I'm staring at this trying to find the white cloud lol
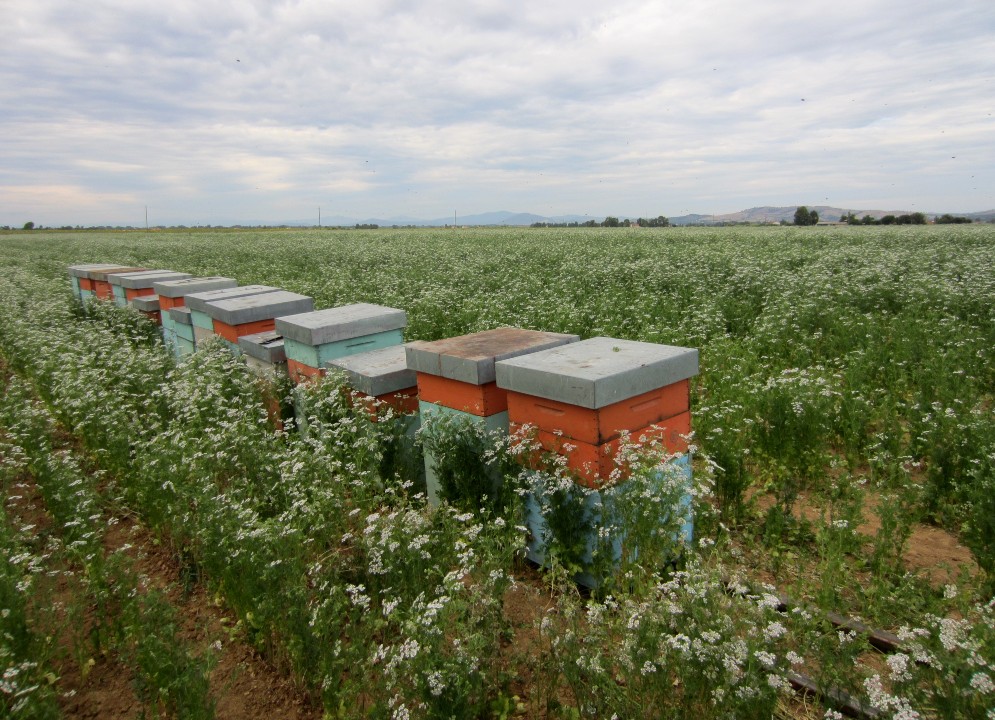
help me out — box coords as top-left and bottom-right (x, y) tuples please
(1, 0), (993, 225)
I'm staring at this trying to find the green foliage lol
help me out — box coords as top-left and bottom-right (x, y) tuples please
(793, 206), (819, 225)
(1, 225), (995, 717)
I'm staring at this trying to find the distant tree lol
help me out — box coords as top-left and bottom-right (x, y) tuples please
(793, 206), (818, 226)
(602, 216), (620, 227)
(636, 215), (670, 227)
(843, 212), (859, 224)
(23, 221), (34, 230)
(935, 213), (972, 224)
(880, 215), (897, 225)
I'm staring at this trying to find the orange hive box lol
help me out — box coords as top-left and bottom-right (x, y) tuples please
(511, 412), (691, 488)
(415, 372), (507, 416)
(212, 317), (277, 344)
(496, 337), (699, 486)
(506, 378), (689, 445)
(405, 327), (580, 415)
(288, 358), (324, 384)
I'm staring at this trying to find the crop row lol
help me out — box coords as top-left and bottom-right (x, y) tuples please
(1, 225), (994, 717)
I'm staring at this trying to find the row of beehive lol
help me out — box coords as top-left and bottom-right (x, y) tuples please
(67, 263), (698, 560)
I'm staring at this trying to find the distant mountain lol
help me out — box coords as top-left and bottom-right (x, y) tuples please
(278, 206), (992, 228)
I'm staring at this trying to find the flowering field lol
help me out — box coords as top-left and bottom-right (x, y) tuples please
(1, 225), (994, 718)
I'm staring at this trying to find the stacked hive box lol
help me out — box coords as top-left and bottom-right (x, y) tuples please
(68, 264), (122, 302)
(86, 266), (147, 303)
(184, 285), (280, 348)
(200, 291), (314, 350)
(326, 345), (419, 415)
(131, 295), (162, 324)
(238, 331), (287, 378)
(153, 277), (238, 354)
(167, 307), (196, 357)
(107, 270), (191, 308)
(495, 337), (698, 565)
(405, 327), (579, 505)
(276, 303), (408, 384)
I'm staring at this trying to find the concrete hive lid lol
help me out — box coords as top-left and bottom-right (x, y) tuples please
(275, 303), (407, 346)
(201, 291), (314, 325)
(495, 336), (699, 409)
(107, 270), (192, 289)
(184, 285), (280, 313)
(238, 331), (286, 363)
(131, 295), (160, 311)
(168, 307), (193, 325)
(326, 344), (416, 396)
(86, 266), (147, 281)
(153, 276), (238, 298)
(405, 327), (580, 386)
(68, 263), (122, 278)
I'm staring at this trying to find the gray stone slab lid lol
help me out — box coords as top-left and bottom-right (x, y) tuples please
(69, 263), (121, 278)
(131, 295), (160, 312)
(238, 331), (286, 363)
(405, 327), (580, 386)
(275, 303), (407, 346)
(107, 270), (192, 289)
(326, 345), (417, 396)
(86, 266), (146, 281)
(202, 291), (314, 326)
(495, 337), (699, 409)
(168, 307), (193, 325)
(153, 277), (238, 298)
(184, 285), (280, 313)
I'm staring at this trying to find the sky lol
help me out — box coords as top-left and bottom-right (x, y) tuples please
(2, 0), (993, 227)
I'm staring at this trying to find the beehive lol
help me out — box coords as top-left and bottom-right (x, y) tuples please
(405, 327), (579, 504)
(495, 337), (697, 486)
(106, 270), (191, 307)
(85, 266), (147, 302)
(152, 277), (238, 351)
(200, 291), (314, 347)
(326, 344), (418, 415)
(275, 303), (407, 384)
(131, 295), (162, 325)
(168, 307), (196, 357)
(496, 337), (699, 575)
(238, 331), (287, 378)
(184, 285), (280, 349)
(68, 264), (121, 301)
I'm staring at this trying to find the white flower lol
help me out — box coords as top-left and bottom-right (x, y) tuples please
(971, 672), (994, 694)
(887, 653), (912, 682)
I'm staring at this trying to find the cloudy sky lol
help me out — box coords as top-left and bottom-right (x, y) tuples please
(2, 0), (993, 226)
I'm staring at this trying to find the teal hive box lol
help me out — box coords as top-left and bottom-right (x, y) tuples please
(275, 303), (406, 376)
(169, 306), (195, 357)
(522, 455), (693, 588)
(175, 336), (196, 357)
(419, 401), (509, 506)
(284, 329), (404, 368)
